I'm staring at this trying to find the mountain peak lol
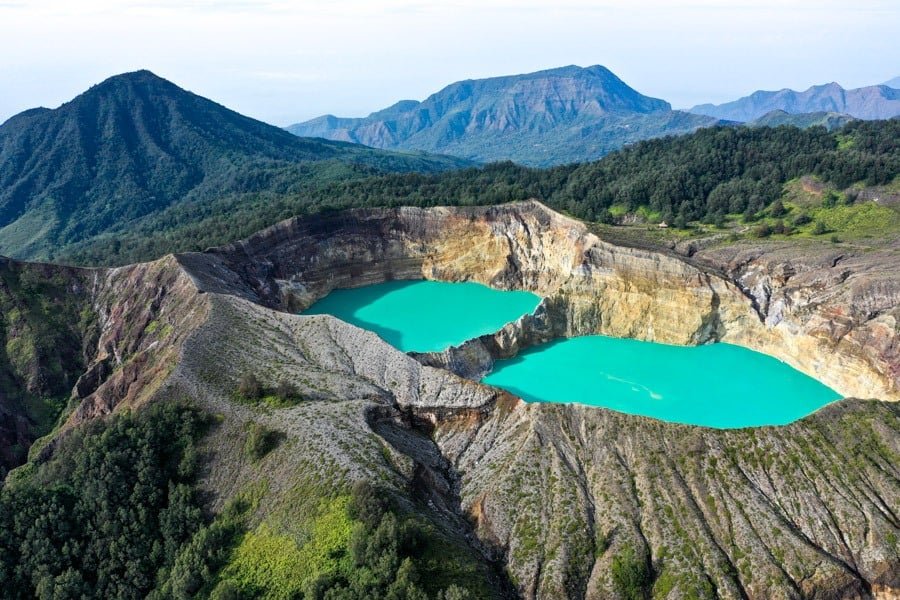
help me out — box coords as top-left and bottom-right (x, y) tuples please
(286, 64), (688, 166)
(0, 71), (467, 259)
(81, 69), (179, 97)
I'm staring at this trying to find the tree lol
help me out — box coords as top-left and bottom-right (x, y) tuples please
(753, 223), (773, 238)
(611, 545), (651, 600)
(275, 379), (299, 403)
(792, 212), (812, 227)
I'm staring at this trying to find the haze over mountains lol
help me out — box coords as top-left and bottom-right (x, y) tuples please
(0, 70), (467, 260)
(689, 81), (900, 122)
(288, 65), (722, 167)
(289, 66), (900, 166)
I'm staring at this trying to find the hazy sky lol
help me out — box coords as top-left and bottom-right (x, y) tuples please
(1, 0), (898, 126)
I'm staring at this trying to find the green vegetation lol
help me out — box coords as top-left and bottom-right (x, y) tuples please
(0, 70), (468, 261)
(219, 496), (353, 598)
(213, 482), (486, 599)
(63, 119), (900, 266)
(0, 401), (210, 599)
(0, 261), (97, 475)
(610, 545), (652, 600)
(244, 423), (284, 461)
(236, 373), (304, 408)
(152, 495), (251, 600)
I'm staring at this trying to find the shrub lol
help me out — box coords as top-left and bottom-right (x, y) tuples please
(237, 373), (262, 401)
(274, 379), (300, 404)
(753, 223), (772, 238)
(611, 545), (651, 600)
(822, 190), (841, 208)
(244, 423), (283, 461)
(792, 212), (812, 226)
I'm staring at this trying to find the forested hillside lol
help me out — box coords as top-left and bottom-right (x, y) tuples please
(0, 71), (468, 260)
(66, 119), (900, 266)
(0, 400), (493, 599)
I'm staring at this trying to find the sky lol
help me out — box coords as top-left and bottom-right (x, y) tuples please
(0, 0), (898, 126)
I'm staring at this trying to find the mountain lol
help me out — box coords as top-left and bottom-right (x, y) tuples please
(884, 76), (900, 88)
(288, 65), (721, 166)
(747, 109), (856, 130)
(690, 82), (900, 121)
(0, 70), (468, 260)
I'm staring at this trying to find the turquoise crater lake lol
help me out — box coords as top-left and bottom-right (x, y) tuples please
(304, 280), (541, 353)
(482, 336), (842, 428)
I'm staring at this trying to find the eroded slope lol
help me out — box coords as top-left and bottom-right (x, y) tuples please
(5, 202), (898, 599)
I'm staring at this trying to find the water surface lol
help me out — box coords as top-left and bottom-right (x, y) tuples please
(482, 336), (841, 428)
(304, 280), (540, 353)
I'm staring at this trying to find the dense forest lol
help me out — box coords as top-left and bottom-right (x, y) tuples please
(64, 119), (900, 266)
(0, 401), (488, 599)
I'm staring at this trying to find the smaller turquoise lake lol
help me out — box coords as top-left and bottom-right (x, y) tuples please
(482, 336), (842, 428)
(304, 280), (541, 353)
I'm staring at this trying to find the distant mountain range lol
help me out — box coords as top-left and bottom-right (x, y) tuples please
(288, 67), (900, 167)
(2, 67), (898, 261)
(883, 76), (900, 88)
(689, 82), (900, 121)
(0, 70), (468, 259)
(288, 65), (723, 167)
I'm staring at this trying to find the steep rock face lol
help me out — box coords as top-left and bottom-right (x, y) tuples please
(65, 256), (211, 425)
(160, 256), (899, 600)
(428, 398), (899, 599)
(207, 201), (898, 401)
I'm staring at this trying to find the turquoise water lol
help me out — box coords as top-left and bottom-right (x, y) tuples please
(482, 336), (842, 428)
(304, 280), (541, 353)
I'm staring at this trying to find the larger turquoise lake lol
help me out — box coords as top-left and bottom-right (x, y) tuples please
(304, 280), (541, 352)
(305, 281), (841, 428)
(483, 336), (841, 428)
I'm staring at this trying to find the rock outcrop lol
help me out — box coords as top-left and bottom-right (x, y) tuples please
(204, 201), (900, 401)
